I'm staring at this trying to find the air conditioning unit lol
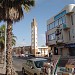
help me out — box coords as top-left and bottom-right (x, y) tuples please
(55, 29), (61, 36)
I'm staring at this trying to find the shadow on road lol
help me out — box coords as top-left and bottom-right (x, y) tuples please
(0, 73), (5, 75)
(16, 71), (27, 75)
(0, 71), (24, 75)
(16, 71), (22, 75)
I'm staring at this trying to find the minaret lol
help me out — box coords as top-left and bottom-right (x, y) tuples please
(31, 18), (38, 56)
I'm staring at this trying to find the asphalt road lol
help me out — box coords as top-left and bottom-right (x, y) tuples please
(13, 56), (49, 75)
(13, 57), (26, 75)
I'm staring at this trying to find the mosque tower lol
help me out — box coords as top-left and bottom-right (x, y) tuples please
(31, 18), (38, 56)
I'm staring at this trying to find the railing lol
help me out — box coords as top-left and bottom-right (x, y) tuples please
(63, 24), (70, 30)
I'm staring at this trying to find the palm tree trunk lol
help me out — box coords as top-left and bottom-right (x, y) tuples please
(1, 50), (4, 64)
(6, 20), (13, 75)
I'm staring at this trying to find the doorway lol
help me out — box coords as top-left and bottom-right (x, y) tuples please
(54, 47), (58, 55)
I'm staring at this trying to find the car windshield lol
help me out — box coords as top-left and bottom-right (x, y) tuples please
(34, 60), (47, 68)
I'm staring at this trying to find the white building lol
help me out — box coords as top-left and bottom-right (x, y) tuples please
(38, 47), (49, 57)
(31, 18), (38, 56)
(31, 18), (49, 56)
(46, 4), (75, 56)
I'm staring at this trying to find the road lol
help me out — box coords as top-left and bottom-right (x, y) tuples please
(13, 57), (26, 75)
(13, 56), (48, 75)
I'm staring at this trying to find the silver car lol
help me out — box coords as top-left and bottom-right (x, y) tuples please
(22, 58), (47, 75)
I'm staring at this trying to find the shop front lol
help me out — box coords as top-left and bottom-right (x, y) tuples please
(65, 43), (75, 56)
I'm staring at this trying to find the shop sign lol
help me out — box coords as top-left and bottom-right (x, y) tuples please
(65, 43), (75, 48)
(57, 46), (64, 48)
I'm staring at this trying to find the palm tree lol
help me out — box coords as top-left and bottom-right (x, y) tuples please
(0, 25), (5, 63)
(0, 24), (16, 63)
(0, 0), (35, 75)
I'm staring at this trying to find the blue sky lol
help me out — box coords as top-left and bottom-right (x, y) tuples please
(0, 0), (74, 47)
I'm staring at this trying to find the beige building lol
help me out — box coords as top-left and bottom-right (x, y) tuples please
(38, 46), (49, 57)
(31, 18), (38, 56)
(46, 4), (75, 56)
(13, 46), (31, 56)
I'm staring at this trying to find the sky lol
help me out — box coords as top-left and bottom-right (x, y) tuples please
(0, 0), (74, 47)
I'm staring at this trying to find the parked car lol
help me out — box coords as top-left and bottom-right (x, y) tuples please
(21, 54), (25, 57)
(22, 58), (47, 75)
(25, 54), (35, 58)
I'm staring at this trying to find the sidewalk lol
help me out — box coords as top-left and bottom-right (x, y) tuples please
(0, 64), (18, 75)
(0, 64), (6, 75)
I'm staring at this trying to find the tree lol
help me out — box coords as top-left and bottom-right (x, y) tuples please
(0, 0), (35, 75)
(0, 25), (5, 63)
(0, 24), (16, 63)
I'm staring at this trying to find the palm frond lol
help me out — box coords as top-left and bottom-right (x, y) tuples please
(23, 0), (35, 12)
(12, 38), (16, 46)
(24, 4), (30, 12)
(0, 37), (5, 45)
(0, 24), (5, 31)
(0, 0), (35, 22)
(0, 25), (17, 47)
(24, 0), (35, 6)
(12, 33), (17, 39)
(11, 6), (24, 22)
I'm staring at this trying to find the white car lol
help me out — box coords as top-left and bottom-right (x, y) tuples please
(22, 58), (47, 75)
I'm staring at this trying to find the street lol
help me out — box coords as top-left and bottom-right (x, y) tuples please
(13, 57), (26, 75)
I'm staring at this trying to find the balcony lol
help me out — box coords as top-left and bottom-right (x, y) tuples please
(63, 24), (70, 30)
(56, 39), (63, 44)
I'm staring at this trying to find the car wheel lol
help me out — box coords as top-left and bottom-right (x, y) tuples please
(34, 73), (37, 75)
(22, 67), (25, 75)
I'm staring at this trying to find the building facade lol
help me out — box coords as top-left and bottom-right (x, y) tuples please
(46, 4), (75, 56)
(38, 47), (49, 57)
(31, 18), (38, 56)
(13, 46), (31, 56)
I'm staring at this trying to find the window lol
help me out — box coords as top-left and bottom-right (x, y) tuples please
(71, 15), (73, 25)
(62, 16), (66, 24)
(48, 35), (49, 41)
(47, 22), (55, 30)
(48, 33), (55, 41)
(49, 24), (51, 29)
(51, 22), (55, 29)
(50, 24), (52, 29)
(50, 22), (55, 29)
(47, 25), (49, 30)
(29, 60), (34, 67)
(54, 10), (66, 20)
(50, 23), (52, 29)
(72, 29), (74, 34)
(69, 31), (70, 40)
(51, 33), (55, 40)
(55, 20), (58, 27)
(34, 60), (47, 68)
(48, 35), (50, 41)
(59, 18), (63, 25)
